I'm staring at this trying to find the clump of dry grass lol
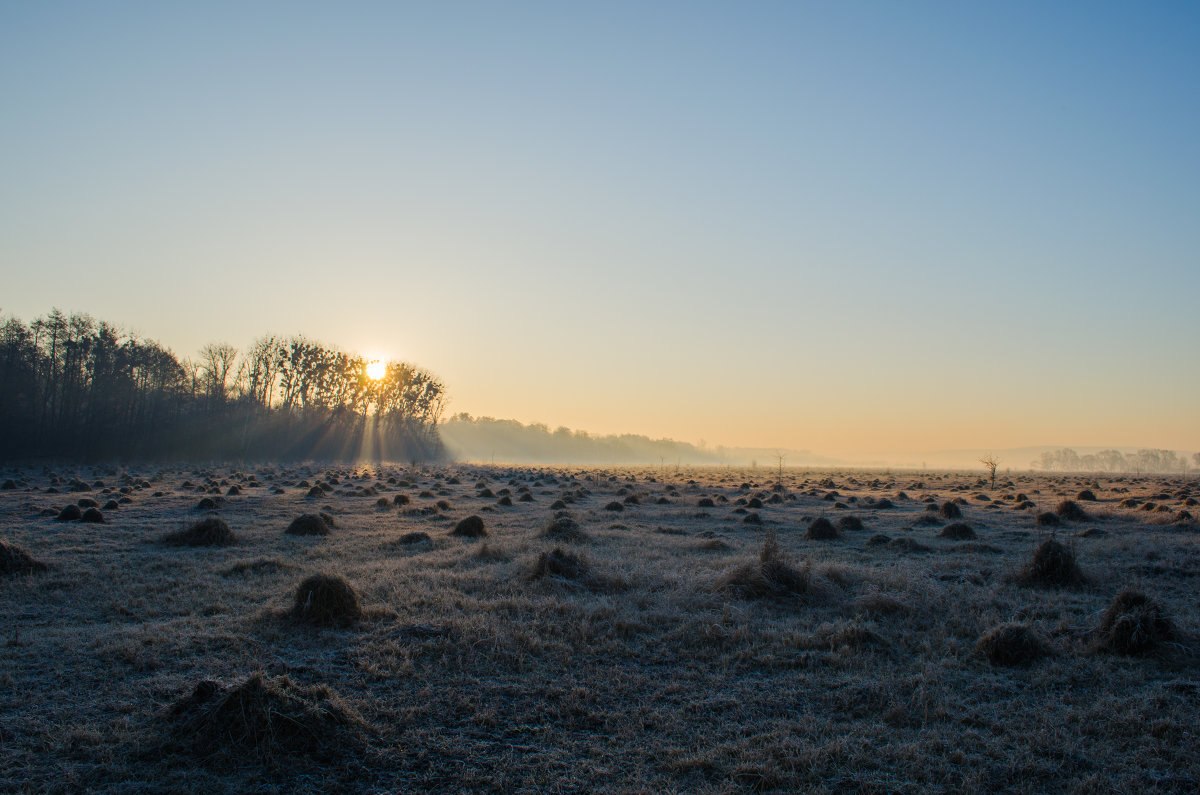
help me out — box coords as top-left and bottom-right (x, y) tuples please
(939, 522), (976, 540)
(0, 539), (49, 575)
(836, 515), (864, 532)
(1013, 537), (1085, 587)
(1076, 490), (1097, 501)
(168, 673), (367, 761)
(397, 531), (431, 545)
(530, 547), (589, 580)
(1055, 500), (1089, 521)
(54, 504), (82, 521)
(80, 507), (105, 523)
(286, 514), (330, 536)
(805, 517), (838, 540)
(938, 501), (962, 519)
(451, 515), (486, 538)
(163, 517), (237, 547)
(542, 515), (586, 541)
(717, 531), (812, 598)
(1093, 590), (1175, 655)
(1035, 512), (1061, 527)
(290, 574), (362, 626)
(975, 623), (1049, 666)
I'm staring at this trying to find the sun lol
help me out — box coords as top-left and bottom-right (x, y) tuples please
(365, 360), (386, 380)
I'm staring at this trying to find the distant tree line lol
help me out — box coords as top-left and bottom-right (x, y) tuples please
(438, 414), (828, 467)
(1033, 447), (1194, 474)
(0, 309), (447, 462)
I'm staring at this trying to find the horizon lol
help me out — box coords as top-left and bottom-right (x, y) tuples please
(3, 3), (1198, 459)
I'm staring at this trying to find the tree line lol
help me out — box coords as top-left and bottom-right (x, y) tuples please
(1033, 447), (1196, 474)
(0, 309), (447, 462)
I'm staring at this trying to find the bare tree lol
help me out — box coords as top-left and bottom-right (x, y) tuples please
(199, 342), (238, 405)
(979, 453), (1000, 490)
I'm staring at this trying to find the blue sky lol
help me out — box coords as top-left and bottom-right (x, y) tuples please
(2, 2), (1197, 457)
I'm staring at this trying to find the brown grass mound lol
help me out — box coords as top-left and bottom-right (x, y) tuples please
(451, 515), (486, 537)
(286, 514), (330, 536)
(169, 672), (366, 761)
(55, 504), (82, 521)
(542, 515), (586, 541)
(1015, 538), (1085, 587)
(836, 516), (864, 532)
(291, 574), (361, 626)
(164, 517), (237, 547)
(603, 501), (624, 512)
(1094, 590), (1174, 655)
(1034, 512), (1061, 527)
(0, 539), (49, 575)
(1076, 489), (1097, 501)
(717, 532), (812, 598)
(80, 507), (105, 523)
(805, 517), (839, 540)
(938, 501), (962, 519)
(531, 547), (589, 580)
(939, 522), (976, 540)
(975, 624), (1049, 666)
(398, 531), (432, 545)
(1055, 500), (1088, 521)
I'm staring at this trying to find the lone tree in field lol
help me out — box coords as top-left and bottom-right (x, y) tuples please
(979, 454), (1000, 490)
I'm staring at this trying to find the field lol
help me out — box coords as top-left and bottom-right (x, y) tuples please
(1, 464), (1198, 793)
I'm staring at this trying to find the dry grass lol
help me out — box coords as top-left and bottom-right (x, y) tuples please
(163, 517), (237, 547)
(167, 672), (368, 761)
(1, 465), (1198, 792)
(285, 514), (331, 536)
(290, 573), (362, 626)
(0, 539), (48, 575)
(1094, 589), (1176, 655)
(975, 623), (1050, 666)
(717, 531), (813, 598)
(1013, 537), (1086, 587)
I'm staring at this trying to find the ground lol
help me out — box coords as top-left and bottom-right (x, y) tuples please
(1, 464), (1197, 793)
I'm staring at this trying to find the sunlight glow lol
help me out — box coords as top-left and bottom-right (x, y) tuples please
(365, 360), (386, 380)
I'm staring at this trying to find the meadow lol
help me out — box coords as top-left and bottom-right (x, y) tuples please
(1, 464), (1197, 793)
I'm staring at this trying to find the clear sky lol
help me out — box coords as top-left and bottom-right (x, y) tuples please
(2, 1), (1197, 460)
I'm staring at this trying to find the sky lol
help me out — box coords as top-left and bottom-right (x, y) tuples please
(2, 1), (1197, 461)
